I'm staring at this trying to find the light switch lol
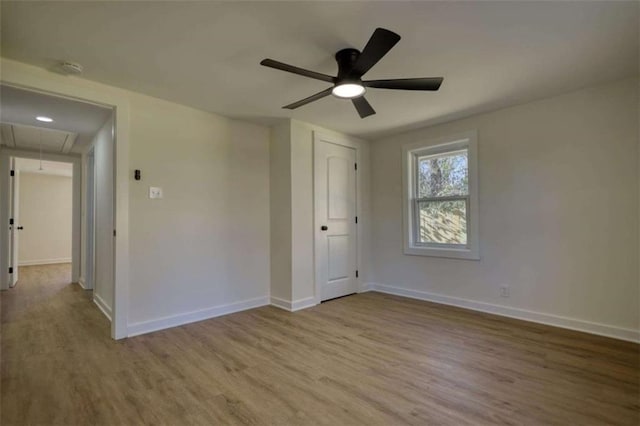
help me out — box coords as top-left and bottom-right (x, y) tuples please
(149, 187), (163, 199)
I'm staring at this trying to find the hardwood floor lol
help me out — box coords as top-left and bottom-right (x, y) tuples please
(1, 265), (638, 425)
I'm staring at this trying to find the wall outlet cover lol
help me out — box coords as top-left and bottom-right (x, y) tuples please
(149, 187), (163, 199)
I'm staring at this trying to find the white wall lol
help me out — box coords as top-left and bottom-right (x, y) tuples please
(127, 94), (270, 330)
(17, 172), (72, 265)
(90, 116), (115, 319)
(270, 122), (292, 302)
(370, 78), (639, 341)
(2, 58), (271, 337)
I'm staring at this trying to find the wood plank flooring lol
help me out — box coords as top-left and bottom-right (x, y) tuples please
(1, 264), (639, 425)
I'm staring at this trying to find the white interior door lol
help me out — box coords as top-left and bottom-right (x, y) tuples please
(9, 158), (19, 287)
(314, 136), (357, 302)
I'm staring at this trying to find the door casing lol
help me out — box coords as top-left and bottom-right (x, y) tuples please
(9, 157), (18, 287)
(313, 131), (361, 305)
(1, 150), (81, 287)
(0, 64), (130, 340)
(84, 148), (96, 290)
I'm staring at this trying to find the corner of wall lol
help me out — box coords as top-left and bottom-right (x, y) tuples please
(269, 121), (293, 301)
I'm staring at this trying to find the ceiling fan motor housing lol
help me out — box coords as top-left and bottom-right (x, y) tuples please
(335, 48), (361, 82)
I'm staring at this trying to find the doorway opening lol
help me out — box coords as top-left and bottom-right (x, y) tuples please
(9, 157), (74, 288)
(0, 84), (115, 329)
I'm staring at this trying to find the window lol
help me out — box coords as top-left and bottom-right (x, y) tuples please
(402, 131), (479, 259)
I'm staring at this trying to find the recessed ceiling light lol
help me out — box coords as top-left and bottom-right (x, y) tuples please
(36, 116), (53, 123)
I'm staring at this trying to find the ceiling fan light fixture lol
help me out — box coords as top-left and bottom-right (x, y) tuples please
(260, 27), (443, 118)
(332, 83), (365, 99)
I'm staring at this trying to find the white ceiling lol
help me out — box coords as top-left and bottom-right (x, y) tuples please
(1, 1), (637, 139)
(0, 85), (112, 153)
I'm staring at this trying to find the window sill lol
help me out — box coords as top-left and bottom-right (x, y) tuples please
(404, 245), (480, 260)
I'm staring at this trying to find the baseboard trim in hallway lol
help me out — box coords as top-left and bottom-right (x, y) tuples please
(18, 258), (72, 266)
(127, 296), (269, 337)
(93, 294), (112, 322)
(364, 282), (640, 343)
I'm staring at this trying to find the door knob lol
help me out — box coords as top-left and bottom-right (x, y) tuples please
(320, 225), (328, 231)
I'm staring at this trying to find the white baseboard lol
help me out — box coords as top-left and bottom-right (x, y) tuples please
(358, 282), (375, 293)
(367, 283), (640, 343)
(19, 258), (71, 266)
(93, 293), (112, 322)
(127, 296), (269, 338)
(270, 296), (317, 312)
(292, 296), (316, 311)
(270, 296), (291, 311)
(78, 277), (92, 290)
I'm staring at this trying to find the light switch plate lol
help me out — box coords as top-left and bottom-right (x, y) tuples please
(149, 187), (163, 199)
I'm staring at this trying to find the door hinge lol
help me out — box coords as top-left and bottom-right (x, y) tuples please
(9, 218), (14, 225)
(10, 170), (14, 177)
(8, 267), (13, 274)
(355, 216), (358, 224)
(355, 270), (359, 278)
(354, 163), (358, 171)
(113, 229), (116, 237)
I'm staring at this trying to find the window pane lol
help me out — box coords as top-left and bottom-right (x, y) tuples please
(417, 150), (468, 197)
(418, 200), (467, 245)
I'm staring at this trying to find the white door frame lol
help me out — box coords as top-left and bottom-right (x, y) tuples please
(9, 157), (19, 287)
(313, 131), (362, 305)
(82, 147), (96, 290)
(0, 60), (130, 340)
(1, 149), (82, 283)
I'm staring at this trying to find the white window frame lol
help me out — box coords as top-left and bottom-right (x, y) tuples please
(402, 130), (479, 260)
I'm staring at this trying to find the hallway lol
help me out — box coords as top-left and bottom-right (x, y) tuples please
(2, 264), (89, 320)
(1, 264), (110, 424)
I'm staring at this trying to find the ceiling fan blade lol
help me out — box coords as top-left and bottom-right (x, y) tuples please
(364, 77), (443, 91)
(283, 87), (333, 109)
(352, 96), (376, 118)
(260, 59), (335, 83)
(351, 28), (401, 77)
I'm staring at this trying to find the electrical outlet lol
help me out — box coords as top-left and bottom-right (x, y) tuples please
(149, 187), (163, 199)
(500, 286), (510, 298)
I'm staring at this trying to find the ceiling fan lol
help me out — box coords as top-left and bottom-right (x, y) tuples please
(260, 28), (443, 119)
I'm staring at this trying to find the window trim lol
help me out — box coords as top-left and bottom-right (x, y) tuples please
(402, 131), (479, 260)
